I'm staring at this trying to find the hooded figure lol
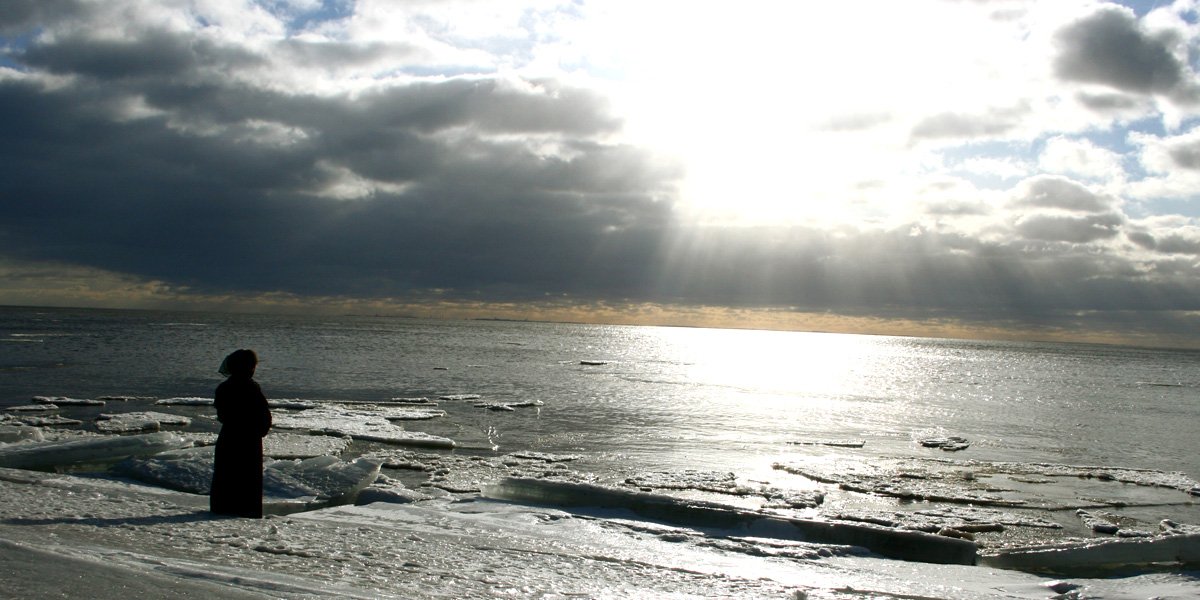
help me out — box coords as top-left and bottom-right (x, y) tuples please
(210, 349), (272, 518)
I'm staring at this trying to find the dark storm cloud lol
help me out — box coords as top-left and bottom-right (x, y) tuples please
(1165, 139), (1200, 169)
(1054, 6), (1189, 96)
(0, 0), (86, 34)
(0, 68), (676, 300)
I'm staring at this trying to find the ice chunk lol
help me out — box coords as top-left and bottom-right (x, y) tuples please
(97, 395), (154, 402)
(33, 396), (105, 406)
(482, 477), (978, 565)
(356, 475), (431, 505)
(0, 432), (190, 469)
(266, 456), (381, 505)
(112, 446), (215, 493)
(264, 433), (351, 459)
(0, 425), (43, 444)
(114, 449), (382, 508)
(94, 411), (192, 433)
(1077, 509), (1121, 534)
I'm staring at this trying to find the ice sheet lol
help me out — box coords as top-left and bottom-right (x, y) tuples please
(0, 432), (190, 469)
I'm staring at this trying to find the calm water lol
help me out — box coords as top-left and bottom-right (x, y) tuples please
(2, 305), (1198, 482)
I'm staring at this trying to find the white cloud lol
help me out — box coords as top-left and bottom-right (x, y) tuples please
(1038, 135), (1127, 181)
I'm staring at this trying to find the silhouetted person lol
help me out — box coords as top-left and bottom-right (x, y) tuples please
(210, 349), (272, 518)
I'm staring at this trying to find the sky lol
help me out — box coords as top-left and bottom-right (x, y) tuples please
(2, 0), (1200, 347)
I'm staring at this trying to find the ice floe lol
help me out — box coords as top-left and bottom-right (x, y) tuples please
(0, 413), (84, 427)
(33, 396), (105, 406)
(980, 528), (1200, 574)
(919, 436), (970, 451)
(438, 394), (482, 401)
(263, 433), (352, 459)
(355, 474), (433, 505)
(361, 450), (585, 494)
(774, 460), (1024, 507)
(271, 407), (454, 448)
(482, 477), (978, 565)
(154, 397), (212, 406)
(94, 411), (192, 433)
(774, 457), (1200, 510)
(5, 404), (59, 412)
(154, 397), (319, 410)
(822, 506), (1063, 538)
(474, 400), (543, 411)
(788, 439), (867, 448)
(0, 432), (190, 469)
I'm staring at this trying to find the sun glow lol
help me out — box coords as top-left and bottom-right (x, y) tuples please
(561, 1), (1048, 225)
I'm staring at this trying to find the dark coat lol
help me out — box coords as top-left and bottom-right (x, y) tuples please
(209, 376), (272, 518)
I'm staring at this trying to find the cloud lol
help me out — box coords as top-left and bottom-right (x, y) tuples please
(909, 104), (1030, 141)
(1038, 136), (1126, 181)
(1053, 5), (1193, 98)
(1010, 175), (1119, 212)
(1013, 212), (1124, 243)
(3, 0), (1200, 347)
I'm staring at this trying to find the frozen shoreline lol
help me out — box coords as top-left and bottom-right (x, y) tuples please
(2, 467), (1199, 599)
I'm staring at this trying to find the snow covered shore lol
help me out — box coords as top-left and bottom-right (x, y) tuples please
(0, 464), (1198, 599)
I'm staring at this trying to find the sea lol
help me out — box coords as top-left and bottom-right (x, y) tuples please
(2, 305), (1199, 598)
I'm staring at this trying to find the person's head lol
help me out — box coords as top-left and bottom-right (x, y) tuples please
(219, 349), (258, 378)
